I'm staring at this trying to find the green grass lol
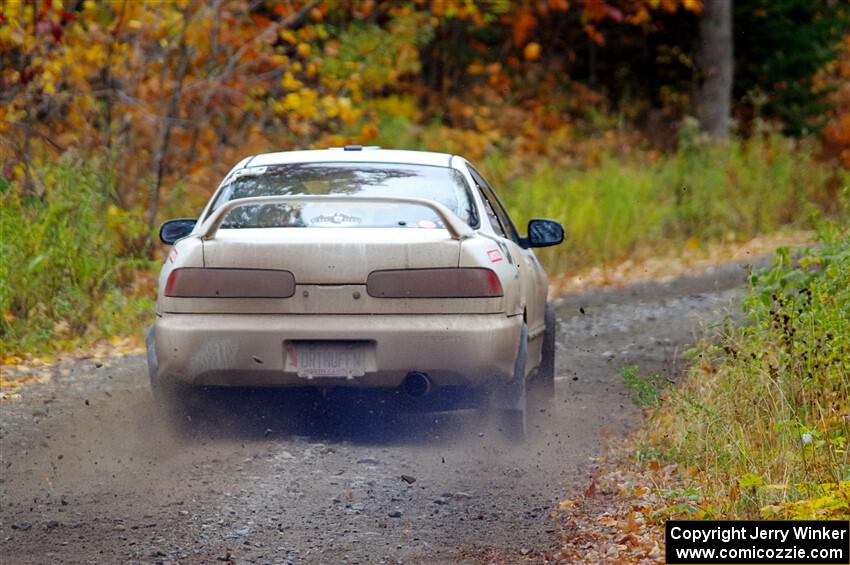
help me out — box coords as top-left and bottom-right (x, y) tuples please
(0, 157), (156, 356)
(488, 135), (845, 274)
(622, 365), (665, 408)
(639, 222), (850, 519)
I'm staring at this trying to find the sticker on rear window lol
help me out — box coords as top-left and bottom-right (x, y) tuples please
(310, 213), (362, 225)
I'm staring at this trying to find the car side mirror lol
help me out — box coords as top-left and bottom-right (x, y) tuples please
(159, 219), (197, 245)
(526, 219), (564, 248)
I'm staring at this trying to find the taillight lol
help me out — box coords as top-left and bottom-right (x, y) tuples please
(164, 268), (296, 298)
(367, 268), (503, 298)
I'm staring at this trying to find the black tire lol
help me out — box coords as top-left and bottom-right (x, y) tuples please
(146, 326), (205, 432)
(530, 305), (557, 405)
(494, 322), (528, 442)
(150, 372), (203, 429)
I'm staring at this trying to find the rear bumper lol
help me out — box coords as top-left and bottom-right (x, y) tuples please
(150, 313), (522, 388)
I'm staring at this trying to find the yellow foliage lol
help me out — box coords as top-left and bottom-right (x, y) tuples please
(523, 42), (541, 61)
(761, 482), (850, 520)
(364, 95), (422, 122)
(282, 92), (303, 112)
(281, 71), (303, 90)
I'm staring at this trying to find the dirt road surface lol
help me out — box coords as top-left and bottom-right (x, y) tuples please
(0, 261), (760, 564)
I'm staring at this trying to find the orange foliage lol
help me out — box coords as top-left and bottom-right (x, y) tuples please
(824, 34), (850, 167)
(0, 1), (390, 218)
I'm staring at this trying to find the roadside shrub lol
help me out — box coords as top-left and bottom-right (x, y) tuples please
(622, 365), (665, 408)
(0, 158), (155, 356)
(641, 221), (850, 518)
(495, 135), (844, 274)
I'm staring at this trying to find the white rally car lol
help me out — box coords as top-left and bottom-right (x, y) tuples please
(146, 147), (563, 438)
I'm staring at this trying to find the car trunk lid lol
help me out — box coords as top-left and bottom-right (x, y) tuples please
(161, 228), (507, 314)
(202, 227), (460, 282)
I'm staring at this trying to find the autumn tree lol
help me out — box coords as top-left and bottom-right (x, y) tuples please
(696, 0), (733, 139)
(734, 0), (849, 135)
(1, 1), (391, 239)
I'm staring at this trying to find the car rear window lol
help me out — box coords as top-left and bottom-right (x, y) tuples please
(210, 162), (478, 229)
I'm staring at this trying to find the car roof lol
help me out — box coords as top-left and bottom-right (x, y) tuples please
(245, 148), (455, 168)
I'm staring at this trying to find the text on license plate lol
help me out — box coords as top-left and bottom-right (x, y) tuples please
(285, 341), (375, 378)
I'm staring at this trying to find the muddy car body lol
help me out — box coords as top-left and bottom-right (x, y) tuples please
(147, 148), (563, 437)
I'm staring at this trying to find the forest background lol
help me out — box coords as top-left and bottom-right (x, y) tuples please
(1, 0), (848, 354)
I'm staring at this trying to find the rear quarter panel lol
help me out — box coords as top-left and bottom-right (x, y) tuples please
(459, 235), (523, 317)
(156, 236), (204, 311)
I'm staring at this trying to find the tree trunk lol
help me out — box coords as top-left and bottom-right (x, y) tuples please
(696, 0), (733, 139)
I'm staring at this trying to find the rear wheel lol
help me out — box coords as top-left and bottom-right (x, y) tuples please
(150, 372), (206, 432)
(529, 305), (556, 408)
(492, 322), (528, 442)
(146, 326), (205, 432)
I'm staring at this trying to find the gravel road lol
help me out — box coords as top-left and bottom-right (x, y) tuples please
(0, 261), (760, 564)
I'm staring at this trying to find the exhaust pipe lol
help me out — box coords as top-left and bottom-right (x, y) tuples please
(403, 372), (432, 398)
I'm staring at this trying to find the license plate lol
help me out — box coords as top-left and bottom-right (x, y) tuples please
(284, 341), (374, 378)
